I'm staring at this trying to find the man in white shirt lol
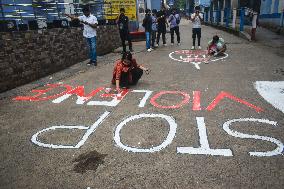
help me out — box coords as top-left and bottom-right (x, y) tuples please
(66, 6), (98, 66)
(190, 6), (203, 50)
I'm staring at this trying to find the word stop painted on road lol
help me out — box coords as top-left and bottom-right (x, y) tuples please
(13, 83), (264, 112)
(31, 111), (283, 157)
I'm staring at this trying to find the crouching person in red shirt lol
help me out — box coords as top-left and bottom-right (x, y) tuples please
(112, 51), (150, 92)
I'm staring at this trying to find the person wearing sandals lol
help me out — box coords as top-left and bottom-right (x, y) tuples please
(112, 52), (150, 92)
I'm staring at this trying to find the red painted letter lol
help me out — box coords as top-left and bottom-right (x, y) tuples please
(150, 91), (190, 109)
(192, 91), (201, 111)
(13, 84), (73, 101)
(206, 91), (264, 112)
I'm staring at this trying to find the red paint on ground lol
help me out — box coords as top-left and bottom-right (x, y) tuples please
(206, 91), (264, 112)
(150, 91), (190, 109)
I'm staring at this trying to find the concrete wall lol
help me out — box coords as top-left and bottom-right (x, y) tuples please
(0, 25), (121, 92)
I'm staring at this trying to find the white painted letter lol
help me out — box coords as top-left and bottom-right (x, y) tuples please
(223, 118), (283, 157)
(31, 111), (110, 149)
(132, 90), (153, 107)
(87, 90), (129, 107)
(114, 114), (177, 153)
(177, 117), (233, 156)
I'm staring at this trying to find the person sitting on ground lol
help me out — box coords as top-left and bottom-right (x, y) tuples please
(207, 35), (227, 56)
(112, 52), (150, 92)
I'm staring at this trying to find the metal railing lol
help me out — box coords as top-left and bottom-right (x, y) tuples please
(204, 7), (257, 32)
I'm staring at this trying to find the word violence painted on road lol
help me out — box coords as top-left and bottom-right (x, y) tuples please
(12, 83), (284, 157)
(13, 83), (263, 112)
(169, 50), (228, 70)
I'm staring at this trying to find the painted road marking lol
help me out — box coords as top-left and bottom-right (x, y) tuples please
(12, 82), (284, 157)
(30, 114), (283, 157)
(169, 50), (228, 70)
(31, 111), (110, 149)
(223, 118), (283, 157)
(114, 113), (177, 153)
(255, 81), (284, 113)
(13, 84), (264, 112)
(177, 117), (233, 156)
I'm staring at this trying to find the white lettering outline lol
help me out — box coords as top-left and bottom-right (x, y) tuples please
(132, 90), (153, 108)
(223, 118), (283, 157)
(31, 111), (110, 149)
(177, 117), (233, 156)
(114, 113), (177, 153)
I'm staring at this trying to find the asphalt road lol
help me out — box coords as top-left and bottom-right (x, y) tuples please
(0, 20), (284, 189)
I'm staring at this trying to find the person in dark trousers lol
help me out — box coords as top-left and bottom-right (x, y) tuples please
(143, 9), (153, 52)
(190, 6), (203, 50)
(116, 8), (133, 53)
(151, 9), (158, 48)
(112, 52), (150, 92)
(168, 8), (181, 46)
(156, 6), (168, 46)
(65, 6), (98, 66)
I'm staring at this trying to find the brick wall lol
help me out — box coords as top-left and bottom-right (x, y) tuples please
(0, 25), (121, 92)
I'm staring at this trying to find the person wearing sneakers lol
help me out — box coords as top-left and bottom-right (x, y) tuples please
(151, 9), (158, 49)
(142, 9), (153, 52)
(190, 6), (203, 50)
(65, 6), (98, 66)
(168, 8), (181, 46)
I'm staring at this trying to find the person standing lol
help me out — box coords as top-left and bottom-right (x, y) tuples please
(116, 8), (133, 53)
(168, 8), (181, 46)
(156, 6), (168, 46)
(151, 9), (158, 49)
(142, 9), (153, 52)
(251, 11), (258, 41)
(190, 6), (203, 50)
(66, 6), (98, 66)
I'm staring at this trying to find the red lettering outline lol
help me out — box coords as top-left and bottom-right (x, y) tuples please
(206, 91), (264, 112)
(150, 91), (190, 109)
(13, 84), (73, 101)
(193, 91), (201, 111)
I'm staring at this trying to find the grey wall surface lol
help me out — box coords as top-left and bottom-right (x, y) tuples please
(0, 25), (120, 93)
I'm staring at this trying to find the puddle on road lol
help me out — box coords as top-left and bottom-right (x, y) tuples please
(73, 150), (107, 174)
